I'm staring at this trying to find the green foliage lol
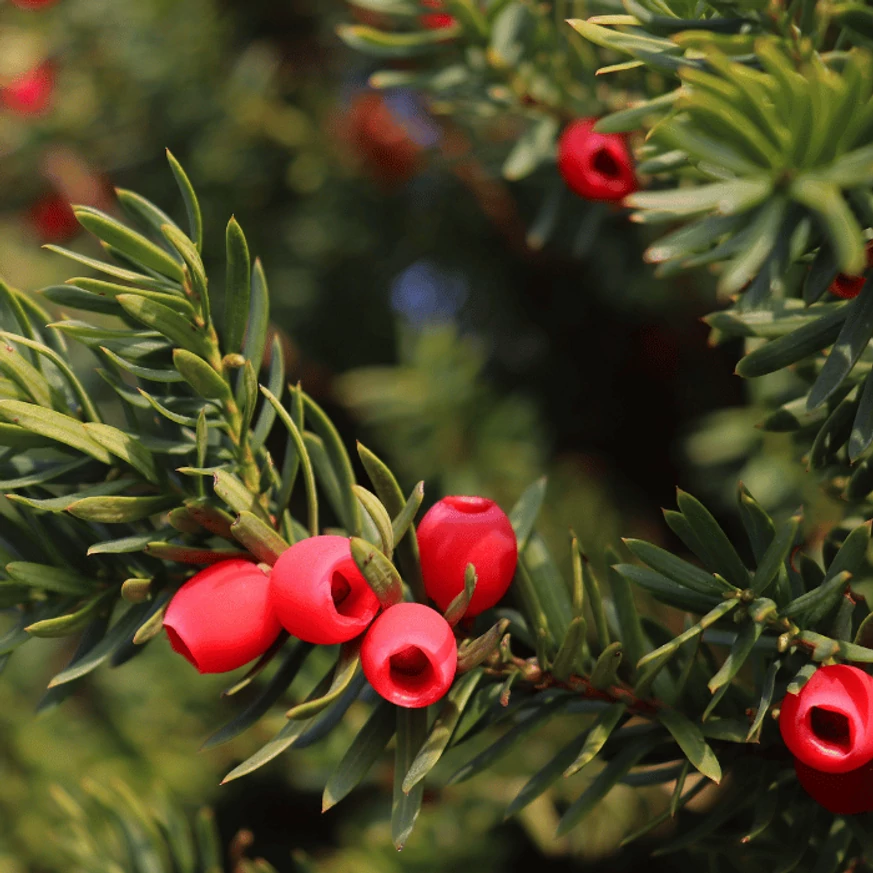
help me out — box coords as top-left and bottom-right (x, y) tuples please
(5, 49), (873, 862)
(50, 784), (279, 873)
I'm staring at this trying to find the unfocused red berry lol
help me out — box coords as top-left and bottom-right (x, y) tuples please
(417, 495), (517, 617)
(270, 535), (380, 645)
(28, 193), (79, 242)
(557, 118), (637, 202)
(829, 242), (873, 299)
(420, 0), (455, 28)
(795, 758), (873, 814)
(10, 0), (59, 6)
(1, 62), (55, 116)
(780, 664), (873, 774)
(163, 559), (281, 674)
(361, 602), (457, 708)
(344, 92), (422, 187)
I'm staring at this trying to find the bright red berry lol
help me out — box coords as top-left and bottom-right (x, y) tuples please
(269, 535), (380, 645)
(779, 664), (873, 774)
(794, 758), (873, 815)
(417, 495), (517, 617)
(420, 0), (455, 29)
(361, 602), (457, 708)
(1, 62), (55, 116)
(163, 559), (281, 674)
(557, 118), (637, 202)
(829, 242), (873, 299)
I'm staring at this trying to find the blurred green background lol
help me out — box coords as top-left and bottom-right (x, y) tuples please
(0, 0), (806, 870)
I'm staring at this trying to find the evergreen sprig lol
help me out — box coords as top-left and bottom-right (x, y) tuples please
(4, 157), (873, 864)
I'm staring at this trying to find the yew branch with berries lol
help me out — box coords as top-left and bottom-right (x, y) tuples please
(6, 0), (873, 867)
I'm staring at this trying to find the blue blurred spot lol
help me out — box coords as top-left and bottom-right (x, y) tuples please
(391, 260), (468, 324)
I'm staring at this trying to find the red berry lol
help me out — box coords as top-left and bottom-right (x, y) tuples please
(417, 495), (517, 617)
(10, 0), (59, 7)
(829, 242), (873, 299)
(361, 602), (457, 708)
(28, 193), (79, 243)
(344, 92), (422, 187)
(794, 758), (873, 814)
(557, 118), (637, 202)
(779, 664), (873, 774)
(269, 535), (380, 645)
(163, 559), (281, 674)
(420, 0), (455, 28)
(1, 62), (55, 116)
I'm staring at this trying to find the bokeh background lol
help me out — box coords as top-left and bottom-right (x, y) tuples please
(0, 0), (815, 869)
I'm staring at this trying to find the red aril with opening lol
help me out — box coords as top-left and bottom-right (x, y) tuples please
(361, 602), (457, 708)
(269, 535), (380, 645)
(779, 664), (873, 774)
(557, 118), (637, 202)
(163, 559), (281, 674)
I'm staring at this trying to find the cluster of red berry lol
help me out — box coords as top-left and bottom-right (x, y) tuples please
(780, 664), (873, 814)
(163, 496), (518, 709)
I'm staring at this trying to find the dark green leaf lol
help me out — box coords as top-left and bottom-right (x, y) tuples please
(402, 669), (483, 793)
(73, 206), (184, 282)
(349, 537), (404, 608)
(285, 642), (360, 720)
(47, 601), (152, 687)
(658, 708), (722, 783)
(0, 400), (111, 463)
(563, 702), (628, 778)
(224, 218), (251, 355)
(322, 701), (395, 811)
(392, 707), (428, 850)
(231, 511), (289, 565)
(508, 476), (546, 552)
(67, 495), (175, 523)
(166, 150), (203, 252)
(735, 308), (846, 378)
(752, 514), (800, 595)
(808, 286), (873, 410)
(203, 643), (313, 749)
(555, 735), (661, 836)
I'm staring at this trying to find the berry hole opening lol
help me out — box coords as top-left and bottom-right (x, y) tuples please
(810, 707), (852, 752)
(443, 495), (493, 514)
(330, 571), (358, 618)
(592, 147), (621, 178)
(389, 646), (435, 693)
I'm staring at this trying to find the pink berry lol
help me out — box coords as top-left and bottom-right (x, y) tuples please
(417, 495), (517, 617)
(557, 118), (637, 202)
(361, 602), (457, 708)
(1, 62), (55, 116)
(269, 535), (380, 645)
(794, 758), (873, 814)
(163, 559), (281, 674)
(780, 664), (873, 774)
